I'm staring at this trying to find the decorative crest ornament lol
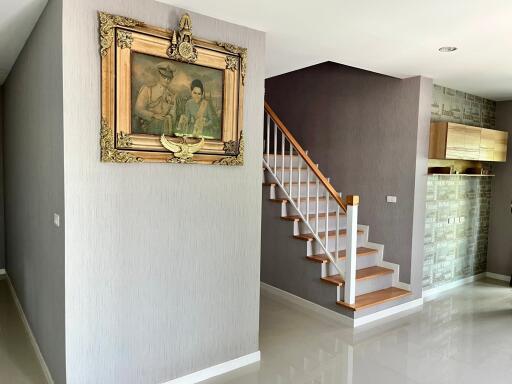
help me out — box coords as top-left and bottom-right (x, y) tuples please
(98, 12), (143, 56)
(116, 132), (133, 148)
(223, 139), (240, 156)
(100, 119), (142, 163)
(216, 42), (248, 85)
(167, 14), (198, 63)
(225, 56), (238, 71)
(116, 30), (134, 49)
(160, 135), (205, 162)
(214, 132), (244, 166)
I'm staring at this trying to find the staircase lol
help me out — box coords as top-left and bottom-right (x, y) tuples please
(262, 102), (411, 314)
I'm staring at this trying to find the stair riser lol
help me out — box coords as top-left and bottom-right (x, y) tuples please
(275, 184), (326, 199)
(310, 234), (365, 255)
(326, 253), (381, 274)
(350, 273), (393, 296)
(265, 154), (304, 167)
(289, 200), (340, 215)
(264, 169), (312, 183)
(298, 216), (347, 234)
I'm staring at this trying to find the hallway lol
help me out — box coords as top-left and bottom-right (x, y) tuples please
(0, 276), (47, 384)
(204, 279), (512, 384)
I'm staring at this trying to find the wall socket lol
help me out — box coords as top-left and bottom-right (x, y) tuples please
(53, 213), (60, 227)
(386, 196), (397, 203)
(448, 217), (465, 224)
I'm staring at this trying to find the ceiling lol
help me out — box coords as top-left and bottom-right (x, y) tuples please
(160, 0), (512, 100)
(0, 0), (47, 85)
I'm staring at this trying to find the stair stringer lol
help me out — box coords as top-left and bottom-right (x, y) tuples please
(261, 186), (357, 319)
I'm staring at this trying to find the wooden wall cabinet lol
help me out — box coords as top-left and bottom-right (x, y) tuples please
(429, 122), (508, 162)
(480, 128), (508, 162)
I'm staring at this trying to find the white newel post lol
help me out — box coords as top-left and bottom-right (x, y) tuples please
(344, 195), (359, 305)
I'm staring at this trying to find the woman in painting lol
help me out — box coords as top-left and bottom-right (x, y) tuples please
(134, 62), (176, 135)
(177, 79), (219, 138)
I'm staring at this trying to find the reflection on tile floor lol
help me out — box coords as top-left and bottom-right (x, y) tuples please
(0, 276), (48, 384)
(203, 279), (512, 384)
(0, 277), (511, 384)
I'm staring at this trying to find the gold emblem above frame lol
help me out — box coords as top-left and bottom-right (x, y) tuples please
(99, 11), (246, 165)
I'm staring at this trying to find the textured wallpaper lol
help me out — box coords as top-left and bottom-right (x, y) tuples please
(431, 84), (496, 128)
(62, 1), (265, 383)
(423, 175), (491, 290)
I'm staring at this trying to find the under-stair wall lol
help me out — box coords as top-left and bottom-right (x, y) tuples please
(265, 62), (432, 300)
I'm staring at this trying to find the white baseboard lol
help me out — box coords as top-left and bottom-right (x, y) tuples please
(6, 276), (54, 384)
(423, 273), (486, 301)
(354, 297), (424, 327)
(163, 351), (260, 384)
(486, 272), (511, 282)
(0, 269), (5, 275)
(261, 282), (422, 328)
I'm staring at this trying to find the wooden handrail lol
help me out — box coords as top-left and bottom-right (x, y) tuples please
(264, 101), (347, 212)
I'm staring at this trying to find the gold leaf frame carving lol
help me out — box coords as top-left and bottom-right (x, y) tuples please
(99, 11), (246, 165)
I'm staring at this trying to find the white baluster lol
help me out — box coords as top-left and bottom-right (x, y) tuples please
(306, 168), (310, 223)
(344, 195), (359, 305)
(289, 145), (293, 199)
(273, 122), (277, 173)
(315, 178), (319, 233)
(266, 114), (270, 163)
(297, 157), (302, 209)
(281, 134), (285, 183)
(336, 205), (340, 261)
(325, 190), (329, 252)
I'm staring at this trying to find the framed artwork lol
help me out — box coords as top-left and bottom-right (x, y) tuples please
(99, 12), (246, 165)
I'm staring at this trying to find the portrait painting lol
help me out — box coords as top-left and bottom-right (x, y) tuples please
(99, 12), (246, 165)
(131, 53), (224, 140)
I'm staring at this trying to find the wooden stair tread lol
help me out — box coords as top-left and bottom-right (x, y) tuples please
(294, 229), (363, 241)
(269, 198), (288, 203)
(336, 287), (411, 311)
(321, 266), (394, 286)
(306, 247), (378, 263)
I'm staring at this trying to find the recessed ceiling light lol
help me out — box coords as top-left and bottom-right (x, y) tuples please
(439, 46), (457, 52)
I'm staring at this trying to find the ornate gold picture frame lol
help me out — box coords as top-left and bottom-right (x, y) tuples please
(99, 12), (246, 165)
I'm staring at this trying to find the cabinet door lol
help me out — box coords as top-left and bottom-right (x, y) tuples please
(446, 123), (481, 160)
(480, 128), (495, 161)
(464, 126), (482, 159)
(493, 130), (508, 162)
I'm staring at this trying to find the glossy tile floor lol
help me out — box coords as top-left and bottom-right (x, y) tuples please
(204, 278), (512, 384)
(0, 277), (510, 384)
(0, 276), (47, 384)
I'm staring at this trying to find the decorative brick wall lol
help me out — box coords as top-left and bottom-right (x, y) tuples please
(431, 84), (496, 129)
(423, 175), (491, 290)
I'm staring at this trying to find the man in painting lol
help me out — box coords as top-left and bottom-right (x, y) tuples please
(134, 62), (176, 135)
(177, 79), (219, 138)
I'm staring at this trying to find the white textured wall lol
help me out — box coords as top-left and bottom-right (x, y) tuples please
(410, 76), (433, 297)
(62, 1), (265, 382)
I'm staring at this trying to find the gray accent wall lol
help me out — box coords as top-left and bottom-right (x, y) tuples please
(61, 1), (265, 383)
(0, 87), (5, 270)
(2, 0), (66, 383)
(265, 63), (432, 298)
(487, 101), (512, 278)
